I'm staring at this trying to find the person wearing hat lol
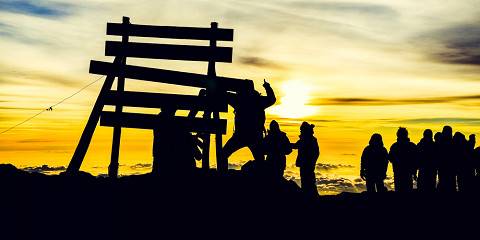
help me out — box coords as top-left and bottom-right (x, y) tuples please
(292, 122), (320, 197)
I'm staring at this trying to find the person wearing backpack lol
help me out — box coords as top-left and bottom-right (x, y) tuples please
(263, 120), (292, 178)
(360, 133), (389, 192)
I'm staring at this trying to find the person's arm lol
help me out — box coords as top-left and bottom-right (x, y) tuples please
(388, 145), (394, 163)
(382, 148), (389, 179)
(283, 134), (293, 155)
(225, 92), (238, 108)
(313, 138), (320, 161)
(360, 148), (367, 180)
(262, 79), (276, 108)
(411, 143), (419, 180)
(188, 89), (207, 118)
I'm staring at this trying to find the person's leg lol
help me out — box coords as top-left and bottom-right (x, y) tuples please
(301, 167), (317, 196)
(222, 134), (246, 161)
(248, 134), (265, 162)
(376, 179), (386, 192)
(249, 144), (265, 162)
(366, 179), (375, 192)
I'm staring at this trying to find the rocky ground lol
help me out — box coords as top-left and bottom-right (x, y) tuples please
(0, 163), (478, 238)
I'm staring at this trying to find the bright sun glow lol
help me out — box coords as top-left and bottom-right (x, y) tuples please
(268, 80), (319, 119)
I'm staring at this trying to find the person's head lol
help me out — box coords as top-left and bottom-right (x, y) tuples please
(434, 132), (442, 143)
(396, 127), (409, 141)
(442, 126), (453, 140)
(239, 80), (255, 96)
(469, 134), (476, 143)
(423, 129), (433, 140)
(369, 133), (383, 147)
(269, 120), (280, 133)
(300, 121), (314, 136)
(453, 132), (466, 144)
(198, 89), (207, 97)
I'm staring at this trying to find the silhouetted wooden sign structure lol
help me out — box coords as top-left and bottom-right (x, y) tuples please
(66, 17), (253, 177)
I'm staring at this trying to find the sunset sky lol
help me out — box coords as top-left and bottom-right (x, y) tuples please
(1, 0), (480, 194)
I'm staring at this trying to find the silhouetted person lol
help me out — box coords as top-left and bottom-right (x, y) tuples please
(223, 79), (276, 162)
(417, 129), (437, 192)
(437, 126), (456, 192)
(360, 133), (388, 192)
(455, 132), (474, 192)
(292, 122), (319, 197)
(263, 120), (292, 178)
(389, 127), (418, 192)
(152, 107), (201, 176)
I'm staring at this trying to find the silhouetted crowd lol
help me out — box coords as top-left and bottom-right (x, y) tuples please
(361, 126), (480, 193)
(151, 80), (320, 196)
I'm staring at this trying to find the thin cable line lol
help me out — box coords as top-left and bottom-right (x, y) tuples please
(0, 75), (105, 134)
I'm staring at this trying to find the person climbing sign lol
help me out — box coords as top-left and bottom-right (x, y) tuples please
(222, 79), (276, 162)
(152, 107), (201, 176)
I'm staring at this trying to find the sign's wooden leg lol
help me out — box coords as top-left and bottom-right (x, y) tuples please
(108, 17), (129, 178)
(214, 111), (226, 173)
(66, 58), (122, 174)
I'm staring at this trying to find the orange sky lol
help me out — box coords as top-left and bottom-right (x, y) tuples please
(1, 0), (480, 194)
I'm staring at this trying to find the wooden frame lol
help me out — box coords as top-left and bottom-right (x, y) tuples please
(67, 17), (247, 176)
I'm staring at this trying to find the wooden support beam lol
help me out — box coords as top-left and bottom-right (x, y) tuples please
(89, 60), (253, 92)
(109, 16), (130, 178)
(103, 90), (228, 112)
(107, 23), (233, 41)
(105, 41), (233, 62)
(100, 111), (227, 134)
(66, 56), (123, 174)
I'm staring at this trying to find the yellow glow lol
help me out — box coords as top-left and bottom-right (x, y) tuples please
(268, 80), (319, 119)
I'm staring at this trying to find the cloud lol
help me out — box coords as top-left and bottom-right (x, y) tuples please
(315, 176), (360, 193)
(416, 23), (480, 65)
(237, 56), (287, 70)
(316, 163), (354, 171)
(310, 95), (480, 106)
(0, 0), (73, 18)
(22, 164), (65, 174)
(393, 118), (480, 125)
(289, 1), (399, 17)
(130, 163), (152, 170)
(228, 162), (243, 170)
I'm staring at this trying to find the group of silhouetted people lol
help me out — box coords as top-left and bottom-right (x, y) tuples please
(361, 126), (480, 193)
(151, 80), (320, 196)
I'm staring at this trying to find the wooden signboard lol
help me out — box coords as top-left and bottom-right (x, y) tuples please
(66, 17), (252, 177)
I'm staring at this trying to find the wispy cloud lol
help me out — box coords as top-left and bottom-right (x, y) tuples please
(288, 1), (399, 18)
(0, 0), (73, 18)
(393, 118), (480, 125)
(415, 22), (480, 66)
(316, 163), (354, 171)
(237, 56), (287, 70)
(310, 94), (480, 106)
(22, 164), (65, 174)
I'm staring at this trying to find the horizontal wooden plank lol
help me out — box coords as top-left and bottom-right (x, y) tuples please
(89, 60), (253, 92)
(103, 90), (227, 112)
(107, 23), (233, 41)
(100, 111), (227, 134)
(105, 41), (232, 62)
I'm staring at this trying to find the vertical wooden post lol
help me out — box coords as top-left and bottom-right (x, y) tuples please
(66, 57), (122, 174)
(108, 16), (130, 178)
(208, 22), (227, 173)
